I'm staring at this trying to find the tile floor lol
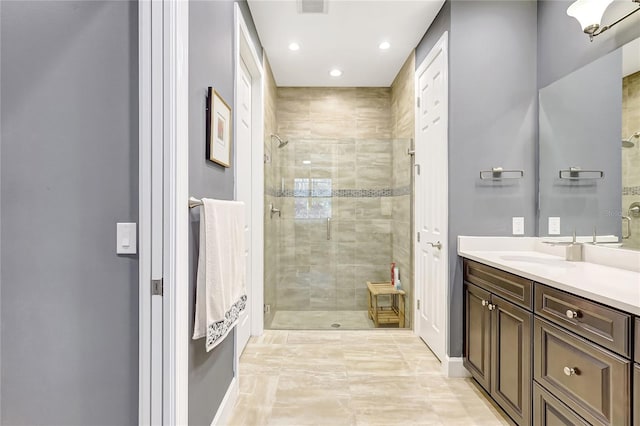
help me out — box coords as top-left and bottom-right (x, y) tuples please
(268, 310), (375, 330)
(225, 330), (509, 425)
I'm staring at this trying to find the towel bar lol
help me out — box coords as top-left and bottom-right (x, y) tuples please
(189, 197), (203, 208)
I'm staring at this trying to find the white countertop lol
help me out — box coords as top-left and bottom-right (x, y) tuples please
(458, 237), (640, 315)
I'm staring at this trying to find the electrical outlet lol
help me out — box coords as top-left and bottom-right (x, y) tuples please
(549, 217), (561, 235)
(512, 217), (525, 235)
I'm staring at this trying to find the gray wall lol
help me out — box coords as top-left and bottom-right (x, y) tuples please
(538, 0), (640, 89)
(538, 50), (622, 237)
(415, 1), (450, 70)
(188, 1), (261, 425)
(416, 0), (538, 358)
(1, 1), (139, 424)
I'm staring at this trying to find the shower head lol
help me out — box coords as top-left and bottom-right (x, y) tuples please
(271, 133), (289, 148)
(622, 132), (640, 148)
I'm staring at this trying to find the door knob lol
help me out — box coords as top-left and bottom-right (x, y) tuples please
(426, 241), (442, 250)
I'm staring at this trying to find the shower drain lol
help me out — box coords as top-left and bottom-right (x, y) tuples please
(331, 323), (341, 328)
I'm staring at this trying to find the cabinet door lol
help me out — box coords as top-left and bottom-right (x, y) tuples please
(634, 364), (639, 426)
(491, 295), (532, 426)
(464, 283), (491, 391)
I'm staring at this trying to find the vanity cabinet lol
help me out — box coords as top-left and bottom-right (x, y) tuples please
(464, 260), (533, 425)
(635, 319), (640, 426)
(462, 258), (636, 426)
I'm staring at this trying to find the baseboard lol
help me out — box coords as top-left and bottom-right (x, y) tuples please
(442, 356), (471, 378)
(211, 377), (239, 426)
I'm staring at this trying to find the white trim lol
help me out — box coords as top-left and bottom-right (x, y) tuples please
(210, 377), (240, 426)
(140, 1), (189, 424)
(442, 356), (471, 378)
(234, 4), (265, 345)
(413, 31), (449, 362)
(138, 1), (152, 423)
(163, 0), (190, 425)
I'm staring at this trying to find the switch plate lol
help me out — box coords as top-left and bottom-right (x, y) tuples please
(117, 223), (137, 254)
(512, 217), (525, 235)
(548, 217), (561, 235)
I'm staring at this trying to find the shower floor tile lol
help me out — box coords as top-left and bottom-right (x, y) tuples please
(268, 310), (376, 330)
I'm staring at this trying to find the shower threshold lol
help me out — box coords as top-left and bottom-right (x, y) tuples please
(268, 310), (376, 330)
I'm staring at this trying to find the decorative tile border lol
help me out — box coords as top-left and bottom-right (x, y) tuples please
(623, 186), (640, 195)
(265, 185), (411, 198)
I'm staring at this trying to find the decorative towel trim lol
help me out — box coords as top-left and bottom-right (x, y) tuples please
(206, 294), (248, 351)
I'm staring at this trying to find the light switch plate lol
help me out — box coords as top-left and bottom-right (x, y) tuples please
(512, 217), (525, 235)
(117, 222), (137, 254)
(548, 217), (561, 235)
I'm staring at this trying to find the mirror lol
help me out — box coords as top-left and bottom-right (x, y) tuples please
(538, 37), (640, 249)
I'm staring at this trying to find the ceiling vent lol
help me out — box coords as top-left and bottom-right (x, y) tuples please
(297, 0), (328, 14)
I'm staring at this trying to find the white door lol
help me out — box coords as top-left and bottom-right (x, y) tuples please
(415, 32), (448, 363)
(236, 58), (252, 354)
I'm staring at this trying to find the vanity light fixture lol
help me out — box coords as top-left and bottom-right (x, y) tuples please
(329, 68), (342, 77)
(567, 0), (640, 41)
(288, 42), (300, 51)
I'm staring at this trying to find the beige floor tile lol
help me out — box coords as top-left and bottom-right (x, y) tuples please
(227, 330), (509, 425)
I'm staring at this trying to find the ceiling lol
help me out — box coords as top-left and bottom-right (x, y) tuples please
(247, 0), (446, 87)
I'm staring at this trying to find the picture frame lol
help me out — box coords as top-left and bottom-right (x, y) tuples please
(206, 87), (232, 167)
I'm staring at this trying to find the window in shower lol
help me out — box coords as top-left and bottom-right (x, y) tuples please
(294, 177), (332, 219)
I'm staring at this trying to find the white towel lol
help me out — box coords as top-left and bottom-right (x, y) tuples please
(192, 198), (247, 352)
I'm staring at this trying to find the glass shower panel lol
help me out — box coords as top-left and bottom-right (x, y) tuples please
(266, 138), (409, 330)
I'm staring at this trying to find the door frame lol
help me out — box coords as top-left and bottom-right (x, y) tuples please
(139, 0), (190, 424)
(413, 31), (456, 376)
(234, 3), (265, 343)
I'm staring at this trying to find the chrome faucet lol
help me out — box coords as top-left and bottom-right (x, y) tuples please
(543, 230), (583, 261)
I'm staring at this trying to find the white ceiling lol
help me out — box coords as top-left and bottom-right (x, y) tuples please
(247, 0), (446, 87)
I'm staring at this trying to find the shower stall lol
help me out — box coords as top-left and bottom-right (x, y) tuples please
(264, 136), (413, 330)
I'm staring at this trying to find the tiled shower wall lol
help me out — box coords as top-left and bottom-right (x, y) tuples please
(391, 53), (415, 327)
(623, 71), (640, 249)
(273, 87), (396, 313)
(263, 58), (279, 323)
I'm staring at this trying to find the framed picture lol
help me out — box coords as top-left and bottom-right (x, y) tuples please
(206, 87), (232, 167)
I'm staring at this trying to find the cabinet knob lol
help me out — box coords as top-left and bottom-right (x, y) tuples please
(566, 309), (579, 319)
(563, 367), (577, 376)
(488, 303), (496, 311)
(481, 300), (488, 306)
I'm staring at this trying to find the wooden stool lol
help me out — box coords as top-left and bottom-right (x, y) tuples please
(367, 281), (406, 328)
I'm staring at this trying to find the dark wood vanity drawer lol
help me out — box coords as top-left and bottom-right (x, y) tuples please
(534, 318), (631, 426)
(464, 259), (533, 310)
(533, 382), (592, 426)
(635, 318), (639, 363)
(535, 284), (631, 358)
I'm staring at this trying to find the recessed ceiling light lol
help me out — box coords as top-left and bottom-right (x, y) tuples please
(379, 41), (391, 50)
(302, 160), (311, 165)
(288, 42), (300, 51)
(329, 68), (342, 77)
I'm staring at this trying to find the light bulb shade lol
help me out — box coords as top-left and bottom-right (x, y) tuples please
(567, 0), (614, 31)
